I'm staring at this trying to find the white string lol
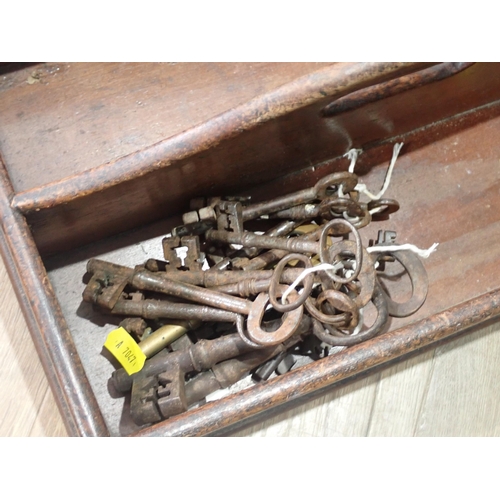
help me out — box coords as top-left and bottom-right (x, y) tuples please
(367, 242), (439, 259)
(280, 241), (438, 304)
(368, 205), (386, 215)
(351, 306), (365, 336)
(354, 142), (404, 201)
(281, 263), (338, 305)
(346, 148), (363, 173)
(338, 148), (362, 198)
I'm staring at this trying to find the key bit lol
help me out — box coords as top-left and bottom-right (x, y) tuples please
(131, 364), (188, 425)
(119, 318), (150, 342)
(162, 235), (204, 271)
(171, 219), (216, 238)
(83, 271), (129, 309)
(130, 341), (285, 426)
(216, 201), (244, 234)
(276, 353), (297, 375)
(252, 351), (287, 381)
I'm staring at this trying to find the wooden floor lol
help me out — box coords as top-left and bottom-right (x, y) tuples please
(2, 251), (500, 437)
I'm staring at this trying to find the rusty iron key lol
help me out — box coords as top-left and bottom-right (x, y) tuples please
(206, 218), (364, 284)
(108, 267), (306, 346)
(130, 345), (282, 426)
(180, 172), (359, 227)
(113, 332), (259, 393)
(238, 172), (359, 221)
(128, 316), (312, 425)
(84, 259), (305, 343)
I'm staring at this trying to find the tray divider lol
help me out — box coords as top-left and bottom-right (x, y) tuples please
(11, 63), (429, 214)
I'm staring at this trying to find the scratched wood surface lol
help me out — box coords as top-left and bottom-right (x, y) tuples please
(2, 248), (500, 437)
(0, 62), (332, 193)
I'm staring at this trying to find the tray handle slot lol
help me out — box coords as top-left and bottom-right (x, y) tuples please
(321, 62), (475, 118)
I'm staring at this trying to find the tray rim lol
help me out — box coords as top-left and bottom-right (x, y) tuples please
(11, 62), (428, 213)
(0, 158), (108, 436)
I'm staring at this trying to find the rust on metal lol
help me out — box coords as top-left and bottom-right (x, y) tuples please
(377, 249), (429, 318)
(111, 298), (240, 323)
(246, 287), (304, 346)
(268, 253), (313, 313)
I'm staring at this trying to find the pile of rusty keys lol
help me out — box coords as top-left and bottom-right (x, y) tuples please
(82, 170), (429, 427)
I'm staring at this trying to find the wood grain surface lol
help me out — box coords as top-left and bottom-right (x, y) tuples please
(2, 247), (500, 437)
(0, 62), (333, 192)
(0, 255), (67, 436)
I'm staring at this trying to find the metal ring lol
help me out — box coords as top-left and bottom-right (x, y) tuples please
(343, 202), (371, 229)
(319, 219), (363, 283)
(319, 197), (364, 219)
(314, 172), (358, 200)
(304, 295), (351, 326)
(329, 240), (376, 308)
(368, 198), (400, 221)
(269, 253), (313, 313)
(316, 289), (359, 329)
(246, 288), (304, 346)
(236, 314), (266, 349)
(377, 249), (429, 317)
(312, 281), (388, 346)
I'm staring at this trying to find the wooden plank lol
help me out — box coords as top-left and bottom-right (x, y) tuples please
(0, 159), (108, 436)
(415, 323), (500, 436)
(232, 374), (380, 437)
(0, 62), (333, 192)
(29, 387), (68, 437)
(0, 256), (66, 437)
(10, 63), (433, 255)
(235, 322), (500, 436)
(365, 351), (435, 436)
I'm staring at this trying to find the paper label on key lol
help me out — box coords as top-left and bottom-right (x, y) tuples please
(104, 327), (146, 375)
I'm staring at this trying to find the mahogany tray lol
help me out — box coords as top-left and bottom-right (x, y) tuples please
(1, 62), (499, 436)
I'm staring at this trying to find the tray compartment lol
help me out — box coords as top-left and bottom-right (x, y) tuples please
(46, 94), (500, 435)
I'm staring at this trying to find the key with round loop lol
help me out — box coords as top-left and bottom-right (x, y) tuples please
(266, 196), (364, 222)
(178, 172), (358, 235)
(241, 171), (358, 221)
(207, 218), (363, 285)
(122, 268), (304, 346)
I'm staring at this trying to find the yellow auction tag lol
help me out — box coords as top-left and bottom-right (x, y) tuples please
(104, 327), (146, 375)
